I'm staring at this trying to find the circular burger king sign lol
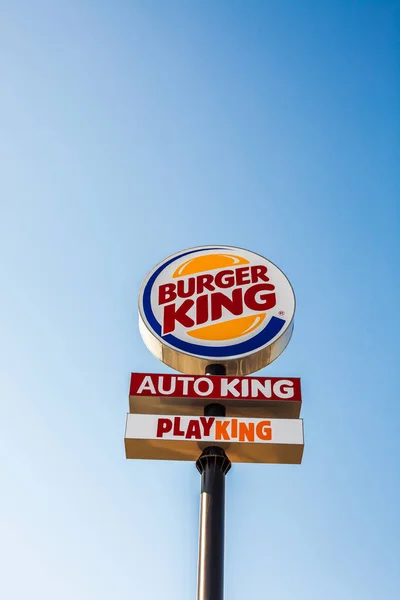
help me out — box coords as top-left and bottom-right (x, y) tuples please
(138, 245), (295, 375)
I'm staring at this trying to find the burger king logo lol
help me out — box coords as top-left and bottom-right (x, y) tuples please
(138, 246), (295, 375)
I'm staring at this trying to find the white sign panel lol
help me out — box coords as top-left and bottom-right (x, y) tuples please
(125, 414), (304, 464)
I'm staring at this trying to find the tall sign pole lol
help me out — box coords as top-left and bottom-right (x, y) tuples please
(197, 364), (230, 600)
(125, 245), (304, 600)
(197, 446), (230, 600)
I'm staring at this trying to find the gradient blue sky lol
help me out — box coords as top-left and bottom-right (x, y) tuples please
(1, 1), (399, 599)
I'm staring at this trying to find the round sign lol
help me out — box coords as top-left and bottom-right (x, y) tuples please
(138, 245), (295, 375)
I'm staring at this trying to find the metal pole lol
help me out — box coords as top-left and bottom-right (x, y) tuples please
(196, 364), (231, 600)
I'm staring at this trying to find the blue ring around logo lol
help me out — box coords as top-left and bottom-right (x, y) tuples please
(141, 247), (286, 358)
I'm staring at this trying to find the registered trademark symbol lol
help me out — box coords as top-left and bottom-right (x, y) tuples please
(278, 311), (285, 316)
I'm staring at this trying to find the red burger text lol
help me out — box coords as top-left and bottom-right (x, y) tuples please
(157, 265), (276, 335)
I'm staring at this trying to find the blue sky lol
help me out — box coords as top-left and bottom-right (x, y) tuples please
(0, 1), (399, 598)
